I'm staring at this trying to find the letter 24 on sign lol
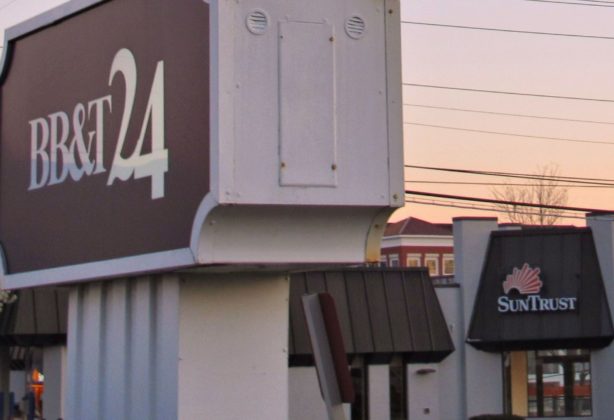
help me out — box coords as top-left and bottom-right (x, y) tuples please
(28, 48), (168, 199)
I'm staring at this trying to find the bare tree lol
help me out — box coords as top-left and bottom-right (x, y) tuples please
(492, 164), (569, 225)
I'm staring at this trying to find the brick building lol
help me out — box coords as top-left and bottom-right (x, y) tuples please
(380, 216), (454, 277)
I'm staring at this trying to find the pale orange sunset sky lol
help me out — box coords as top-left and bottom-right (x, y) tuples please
(397, 0), (614, 224)
(2, 0), (614, 226)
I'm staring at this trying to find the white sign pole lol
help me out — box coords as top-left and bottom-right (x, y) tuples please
(302, 294), (348, 420)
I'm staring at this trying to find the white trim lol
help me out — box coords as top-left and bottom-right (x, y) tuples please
(381, 235), (453, 249)
(384, 0), (404, 208)
(1, 0), (105, 80)
(424, 254), (439, 276)
(0, 248), (196, 289)
(443, 254), (455, 275)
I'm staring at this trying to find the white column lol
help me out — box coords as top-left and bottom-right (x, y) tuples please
(453, 217), (501, 418)
(368, 364), (389, 420)
(587, 213), (614, 419)
(408, 364), (440, 420)
(177, 273), (289, 420)
(435, 286), (464, 419)
(288, 367), (328, 420)
(66, 272), (289, 420)
(42, 345), (66, 420)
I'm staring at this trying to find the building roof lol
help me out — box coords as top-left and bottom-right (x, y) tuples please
(384, 216), (452, 237)
(289, 268), (454, 364)
(0, 287), (67, 347)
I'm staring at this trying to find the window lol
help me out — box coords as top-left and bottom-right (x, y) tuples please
(442, 254), (455, 275)
(504, 349), (592, 418)
(406, 254), (421, 268)
(379, 255), (388, 268)
(351, 356), (368, 420)
(424, 255), (439, 276)
(390, 356), (407, 420)
(388, 254), (400, 267)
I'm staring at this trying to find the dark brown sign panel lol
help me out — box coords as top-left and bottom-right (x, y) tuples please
(467, 228), (614, 351)
(0, 0), (210, 275)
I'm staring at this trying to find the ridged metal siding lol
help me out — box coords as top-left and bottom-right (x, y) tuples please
(289, 268), (454, 364)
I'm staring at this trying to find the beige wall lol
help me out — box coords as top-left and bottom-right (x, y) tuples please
(510, 351), (528, 417)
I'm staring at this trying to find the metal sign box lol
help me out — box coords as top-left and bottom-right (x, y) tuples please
(0, 0), (403, 287)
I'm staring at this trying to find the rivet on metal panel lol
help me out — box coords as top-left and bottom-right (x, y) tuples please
(388, 9), (394, 14)
(331, 163), (337, 170)
(393, 193), (399, 200)
(329, 36), (334, 42)
(374, 224), (381, 230)
(281, 162), (286, 169)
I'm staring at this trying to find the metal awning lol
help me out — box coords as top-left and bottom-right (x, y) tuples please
(0, 287), (67, 347)
(467, 227), (614, 352)
(289, 268), (454, 365)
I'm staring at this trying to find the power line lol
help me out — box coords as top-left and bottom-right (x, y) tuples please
(405, 164), (614, 185)
(405, 197), (587, 220)
(406, 122), (614, 146)
(576, 0), (614, 4)
(405, 180), (614, 188)
(405, 189), (613, 213)
(402, 21), (614, 41)
(523, 0), (614, 7)
(403, 83), (614, 103)
(405, 103), (614, 126)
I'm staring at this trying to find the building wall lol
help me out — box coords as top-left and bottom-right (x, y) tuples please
(381, 246), (454, 278)
(66, 273), (290, 420)
(288, 367), (350, 420)
(435, 286), (465, 419)
(368, 364), (389, 420)
(454, 218), (503, 418)
(408, 363), (440, 419)
(43, 345), (66, 420)
(587, 214), (614, 419)
(452, 215), (614, 420)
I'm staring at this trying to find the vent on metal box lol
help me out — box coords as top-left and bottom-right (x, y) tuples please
(345, 16), (366, 39)
(246, 10), (269, 35)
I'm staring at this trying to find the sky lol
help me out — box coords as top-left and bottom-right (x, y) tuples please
(397, 0), (614, 224)
(2, 0), (614, 225)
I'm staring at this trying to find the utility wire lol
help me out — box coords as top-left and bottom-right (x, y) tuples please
(406, 122), (614, 146)
(403, 83), (614, 104)
(576, 0), (614, 4)
(523, 0), (614, 7)
(405, 180), (614, 188)
(405, 103), (614, 126)
(404, 164), (614, 185)
(405, 189), (613, 214)
(405, 198), (587, 220)
(402, 21), (614, 41)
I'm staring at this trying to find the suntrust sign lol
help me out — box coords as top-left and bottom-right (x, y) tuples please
(497, 263), (577, 313)
(0, 0), (210, 276)
(467, 228), (614, 352)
